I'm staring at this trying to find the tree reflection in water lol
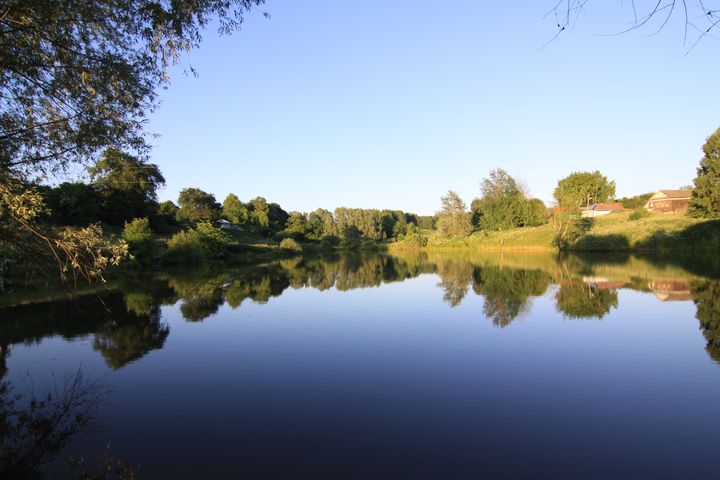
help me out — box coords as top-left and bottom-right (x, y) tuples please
(555, 281), (619, 319)
(473, 267), (550, 327)
(690, 279), (720, 363)
(3, 252), (720, 372)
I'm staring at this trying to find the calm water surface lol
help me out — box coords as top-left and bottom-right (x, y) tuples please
(2, 252), (720, 479)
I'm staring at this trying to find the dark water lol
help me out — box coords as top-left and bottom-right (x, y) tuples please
(2, 252), (720, 479)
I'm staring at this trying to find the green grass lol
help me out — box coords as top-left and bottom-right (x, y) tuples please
(390, 212), (720, 252)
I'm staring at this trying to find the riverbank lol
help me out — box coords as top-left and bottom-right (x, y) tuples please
(390, 212), (720, 253)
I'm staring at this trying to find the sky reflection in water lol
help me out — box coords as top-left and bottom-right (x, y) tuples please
(2, 252), (720, 479)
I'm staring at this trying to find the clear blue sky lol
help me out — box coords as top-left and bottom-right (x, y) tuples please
(148, 0), (720, 215)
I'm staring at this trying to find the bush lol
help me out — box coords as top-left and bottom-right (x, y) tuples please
(629, 207), (651, 221)
(122, 218), (154, 263)
(279, 238), (303, 252)
(163, 222), (229, 264)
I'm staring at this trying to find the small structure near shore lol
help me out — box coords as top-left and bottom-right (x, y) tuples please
(217, 219), (241, 231)
(645, 190), (693, 213)
(580, 203), (623, 218)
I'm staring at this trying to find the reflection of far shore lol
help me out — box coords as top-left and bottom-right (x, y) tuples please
(580, 276), (693, 302)
(2, 251), (720, 374)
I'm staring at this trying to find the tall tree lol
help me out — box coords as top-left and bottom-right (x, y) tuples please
(222, 193), (249, 225)
(177, 188), (221, 224)
(553, 171), (616, 210)
(88, 148), (165, 225)
(689, 128), (720, 219)
(436, 190), (473, 237)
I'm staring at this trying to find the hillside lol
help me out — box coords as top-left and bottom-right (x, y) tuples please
(391, 212), (720, 252)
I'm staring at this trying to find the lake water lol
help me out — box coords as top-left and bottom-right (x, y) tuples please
(2, 251), (720, 479)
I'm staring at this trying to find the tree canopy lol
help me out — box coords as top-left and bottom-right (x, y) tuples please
(177, 188), (221, 224)
(553, 171), (616, 210)
(689, 128), (720, 219)
(436, 190), (473, 237)
(1, 0), (265, 176)
(88, 148), (165, 225)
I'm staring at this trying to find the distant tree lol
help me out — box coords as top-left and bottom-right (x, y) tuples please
(554, 171), (616, 210)
(480, 168), (521, 199)
(307, 208), (335, 239)
(157, 200), (179, 229)
(416, 215), (436, 230)
(177, 188), (221, 224)
(473, 169), (546, 230)
(616, 192), (654, 209)
(521, 198), (549, 226)
(44, 182), (101, 226)
(268, 202), (289, 233)
(249, 196), (270, 231)
(285, 212), (310, 239)
(436, 191), (473, 237)
(122, 218), (154, 264)
(689, 128), (720, 218)
(555, 282), (619, 319)
(88, 148), (165, 225)
(222, 193), (249, 225)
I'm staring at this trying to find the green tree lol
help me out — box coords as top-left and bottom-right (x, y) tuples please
(689, 128), (720, 218)
(436, 191), (473, 237)
(285, 212), (310, 239)
(473, 169), (547, 230)
(1, 1), (264, 280)
(88, 148), (165, 225)
(122, 217), (155, 264)
(249, 196), (270, 231)
(44, 182), (101, 226)
(1, 1), (265, 177)
(177, 188), (221, 224)
(156, 200), (180, 230)
(222, 193), (249, 225)
(553, 171), (616, 210)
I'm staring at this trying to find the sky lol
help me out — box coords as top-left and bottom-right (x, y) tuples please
(147, 0), (720, 215)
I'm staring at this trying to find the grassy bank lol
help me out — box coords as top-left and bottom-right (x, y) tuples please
(390, 212), (720, 252)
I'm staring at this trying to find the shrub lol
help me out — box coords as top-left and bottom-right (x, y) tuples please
(122, 218), (154, 263)
(629, 207), (651, 221)
(163, 222), (229, 264)
(279, 238), (303, 252)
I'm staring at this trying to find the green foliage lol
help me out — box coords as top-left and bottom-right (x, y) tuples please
(1, 179), (129, 282)
(88, 148), (165, 225)
(177, 188), (221, 224)
(691, 279), (720, 362)
(472, 169), (548, 231)
(164, 222), (229, 264)
(616, 192), (653, 209)
(436, 190), (473, 237)
(416, 215), (436, 230)
(689, 127), (720, 218)
(629, 207), (651, 221)
(43, 182), (101, 226)
(249, 196), (270, 230)
(555, 281), (619, 319)
(554, 171), (616, 209)
(156, 200), (180, 231)
(222, 193), (249, 225)
(1, 0), (264, 176)
(279, 238), (303, 252)
(522, 198), (549, 226)
(284, 212), (310, 239)
(123, 218), (155, 263)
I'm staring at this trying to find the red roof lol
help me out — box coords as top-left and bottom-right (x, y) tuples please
(590, 203), (623, 211)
